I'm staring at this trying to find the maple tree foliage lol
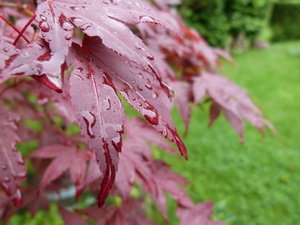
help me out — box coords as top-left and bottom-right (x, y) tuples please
(0, 0), (271, 224)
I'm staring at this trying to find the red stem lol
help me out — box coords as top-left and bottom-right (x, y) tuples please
(0, 14), (30, 44)
(13, 15), (36, 45)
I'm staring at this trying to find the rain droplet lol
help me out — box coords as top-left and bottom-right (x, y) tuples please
(103, 99), (111, 110)
(131, 79), (136, 84)
(17, 158), (25, 165)
(65, 34), (72, 40)
(40, 15), (47, 21)
(39, 21), (50, 32)
(4, 177), (10, 182)
(81, 111), (96, 138)
(147, 53), (154, 60)
(77, 67), (83, 72)
(135, 42), (145, 50)
(3, 47), (10, 52)
(16, 172), (26, 179)
(79, 23), (92, 31)
(159, 125), (168, 137)
(2, 164), (8, 170)
(137, 85), (143, 91)
(12, 189), (22, 207)
(162, 81), (175, 98)
(1, 183), (11, 196)
(142, 105), (159, 125)
(139, 16), (155, 23)
(70, 6), (81, 10)
(62, 22), (73, 31)
(152, 92), (158, 99)
(131, 96), (136, 101)
(145, 83), (152, 90)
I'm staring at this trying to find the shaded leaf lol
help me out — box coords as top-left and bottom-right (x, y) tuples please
(59, 206), (87, 225)
(29, 144), (89, 196)
(0, 104), (26, 207)
(69, 42), (125, 207)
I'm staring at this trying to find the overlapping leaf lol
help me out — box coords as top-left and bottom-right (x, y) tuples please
(29, 144), (91, 197)
(193, 72), (273, 140)
(178, 202), (227, 225)
(0, 104), (25, 207)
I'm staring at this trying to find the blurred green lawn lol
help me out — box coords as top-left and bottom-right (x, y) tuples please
(162, 41), (300, 225)
(5, 41), (300, 225)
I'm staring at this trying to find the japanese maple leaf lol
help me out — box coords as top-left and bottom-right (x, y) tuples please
(81, 200), (154, 225)
(59, 206), (87, 225)
(193, 72), (273, 140)
(28, 144), (91, 198)
(178, 202), (227, 225)
(68, 35), (186, 207)
(0, 104), (26, 207)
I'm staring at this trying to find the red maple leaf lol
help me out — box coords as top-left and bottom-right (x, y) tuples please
(0, 104), (26, 207)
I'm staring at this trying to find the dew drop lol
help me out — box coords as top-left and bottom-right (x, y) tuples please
(62, 22), (73, 31)
(131, 96), (136, 101)
(16, 172), (27, 179)
(162, 81), (175, 98)
(139, 16), (155, 23)
(77, 67), (83, 72)
(65, 34), (72, 40)
(72, 18), (84, 24)
(147, 53), (154, 60)
(3, 47), (10, 52)
(79, 23), (92, 31)
(39, 21), (50, 32)
(145, 83), (152, 90)
(135, 42), (145, 50)
(70, 6), (81, 10)
(142, 105), (159, 125)
(103, 99), (111, 110)
(152, 92), (158, 99)
(81, 111), (96, 138)
(2, 164), (8, 170)
(40, 15), (47, 21)
(137, 85), (143, 91)
(12, 189), (22, 207)
(131, 79), (136, 84)
(159, 125), (168, 137)
(4, 177), (10, 182)
(17, 158), (25, 166)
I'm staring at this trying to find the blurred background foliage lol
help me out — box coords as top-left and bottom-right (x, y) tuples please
(179, 0), (300, 50)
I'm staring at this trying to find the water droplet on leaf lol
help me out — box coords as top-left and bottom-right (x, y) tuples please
(2, 164), (8, 170)
(162, 81), (175, 98)
(62, 22), (73, 31)
(17, 158), (25, 165)
(40, 15), (47, 21)
(39, 21), (50, 32)
(65, 34), (72, 40)
(103, 99), (111, 110)
(145, 83), (152, 90)
(142, 105), (159, 125)
(147, 53), (154, 60)
(137, 85), (143, 91)
(3, 47), (10, 52)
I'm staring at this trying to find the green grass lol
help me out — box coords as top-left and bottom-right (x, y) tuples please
(162, 41), (300, 225)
